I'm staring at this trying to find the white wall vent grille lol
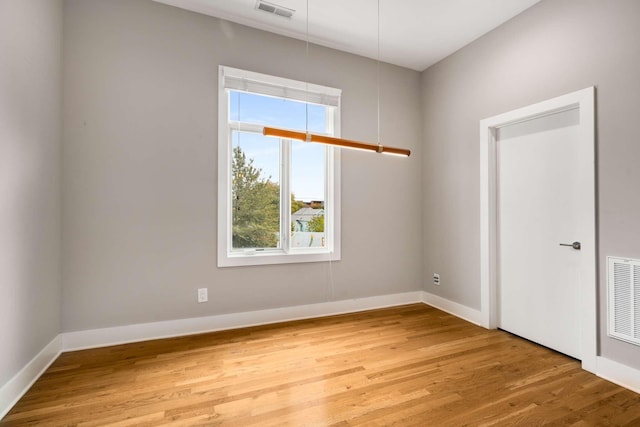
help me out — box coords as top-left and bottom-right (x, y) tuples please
(608, 256), (640, 346)
(255, 1), (294, 19)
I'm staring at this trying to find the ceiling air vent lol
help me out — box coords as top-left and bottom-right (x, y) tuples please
(255, 0), (294, 19)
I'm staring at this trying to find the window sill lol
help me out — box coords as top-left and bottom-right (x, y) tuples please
(217, 250), (340, 268)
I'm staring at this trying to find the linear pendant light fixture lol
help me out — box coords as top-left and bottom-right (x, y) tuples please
(261, 0), (411, 158)
(262, 127), (411, 157)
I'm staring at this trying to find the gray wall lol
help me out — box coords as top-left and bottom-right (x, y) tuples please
(4, 0), (640, 390)
(0, 0), (62, 386)
(421, 0), (640, 369)
(62, 0), (422, 331)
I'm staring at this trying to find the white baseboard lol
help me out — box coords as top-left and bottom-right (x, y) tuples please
(0, 335), (62, 419)
(596, 356), (640, 395)
(421, 291), (484, 327)
(62, 291), (423, 351)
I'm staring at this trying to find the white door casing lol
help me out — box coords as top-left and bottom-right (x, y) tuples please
(479, 87), (597, 372)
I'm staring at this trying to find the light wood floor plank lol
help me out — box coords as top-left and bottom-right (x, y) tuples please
(2, 304), (640, 426)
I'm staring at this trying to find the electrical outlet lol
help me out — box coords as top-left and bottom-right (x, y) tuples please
(433, 273), (440, 286)
(197, 288), (208, 303)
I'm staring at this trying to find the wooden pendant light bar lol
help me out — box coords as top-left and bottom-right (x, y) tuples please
(263, 126), (411, 157)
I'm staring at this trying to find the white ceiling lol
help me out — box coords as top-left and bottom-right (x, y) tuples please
(153, 0), (541, 71)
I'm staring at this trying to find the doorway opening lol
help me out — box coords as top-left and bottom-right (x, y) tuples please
(479, 87), (597, 372)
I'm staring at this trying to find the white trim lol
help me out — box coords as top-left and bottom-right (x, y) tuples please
(479, 87), (597, 373)
(421, 292), (484, 327)
(217, 65), (342, 268)
(0, 335), (62, 419)
(62, 292), (422, 351)
(596, 357), (640, 395)
(221, 66), (341, 106)
(217, 64), (231, 267)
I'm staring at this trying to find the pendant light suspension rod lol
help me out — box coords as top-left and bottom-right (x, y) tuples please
(305, 0), (309, 132)
(376, 0), (380, 146)
(261, 0), (411, 158)
(263, 127), (410, 157)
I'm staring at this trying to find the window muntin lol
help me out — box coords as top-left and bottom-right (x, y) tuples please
(218, 66), (341, 267)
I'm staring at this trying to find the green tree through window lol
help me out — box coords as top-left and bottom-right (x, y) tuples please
(231, 146), (279, 248)
(307, 214), (324, 232)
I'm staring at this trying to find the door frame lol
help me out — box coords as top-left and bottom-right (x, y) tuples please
(479, 87), (597, 372)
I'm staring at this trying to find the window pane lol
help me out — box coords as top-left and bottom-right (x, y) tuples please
(231, 131), (281, 250)
(291, 141), (326, 249)
(230, 91), (326, 133)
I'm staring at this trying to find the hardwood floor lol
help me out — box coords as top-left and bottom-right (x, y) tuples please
(2, 304), (640, 426)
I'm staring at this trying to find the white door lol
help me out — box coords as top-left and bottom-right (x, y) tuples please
(497, 107), (584, 359)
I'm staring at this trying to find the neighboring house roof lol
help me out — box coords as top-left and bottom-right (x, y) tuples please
(292, 208), (324, 223)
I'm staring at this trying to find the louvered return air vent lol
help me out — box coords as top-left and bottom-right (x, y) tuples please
(608, 257), (640, 346)
(255, 0), (294, 19)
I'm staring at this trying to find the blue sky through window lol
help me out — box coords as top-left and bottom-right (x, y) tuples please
(231, 91), (328, 201)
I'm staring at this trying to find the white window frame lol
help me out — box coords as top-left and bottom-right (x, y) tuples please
(217, 65), (341, 267)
